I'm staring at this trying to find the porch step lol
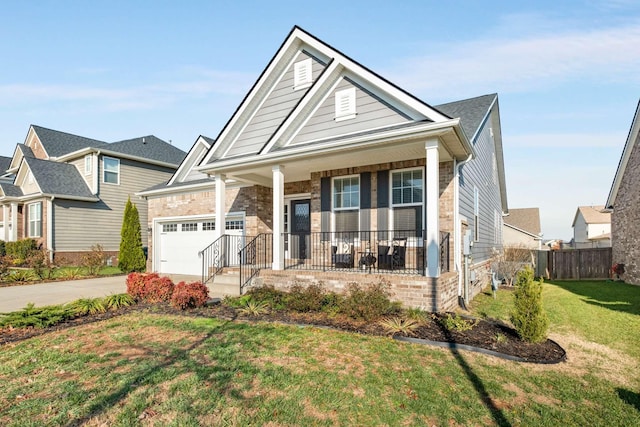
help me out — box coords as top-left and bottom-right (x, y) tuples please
(209, 273), (241, 297)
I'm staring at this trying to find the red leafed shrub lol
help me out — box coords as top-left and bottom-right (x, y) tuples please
(171, 281), (210, 310)
(126, 272), (174, 302)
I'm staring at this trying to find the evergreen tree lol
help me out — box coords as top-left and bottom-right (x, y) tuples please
(510, 265), (549, 343)
(118, 198), (146, 272)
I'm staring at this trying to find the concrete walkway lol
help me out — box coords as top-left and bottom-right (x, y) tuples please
(0, 274), (222, 314)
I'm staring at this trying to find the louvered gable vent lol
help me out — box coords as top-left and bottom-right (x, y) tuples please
(335, 87), (356, 121)
(293, 58), (312, 90)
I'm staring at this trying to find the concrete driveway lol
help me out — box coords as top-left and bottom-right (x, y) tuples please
(0, 276), (128, 313)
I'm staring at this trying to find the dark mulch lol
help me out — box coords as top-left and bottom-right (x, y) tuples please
(0, 301), (566, 363)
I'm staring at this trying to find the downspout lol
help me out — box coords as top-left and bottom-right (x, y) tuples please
(47, 197), (54, 262)
(454, 154), (473, 302)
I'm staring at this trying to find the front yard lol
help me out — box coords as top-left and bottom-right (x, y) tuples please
(0, 280), (639, 426)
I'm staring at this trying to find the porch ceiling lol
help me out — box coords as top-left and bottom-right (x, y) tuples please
(209, 125), (469, 186)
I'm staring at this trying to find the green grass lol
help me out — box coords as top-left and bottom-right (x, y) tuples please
(0, 281), (639, 426)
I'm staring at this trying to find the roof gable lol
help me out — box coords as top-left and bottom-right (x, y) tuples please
(168, 136), (213, 185)
(504, 208), (541, 235)
(607, 99), (640, 208)
(8, 144), (35, 172)
(31, 125), (108, 158)
(572, 205), (611, 226)
(202, 26), (451, 165)
(22, 157), (96, 200)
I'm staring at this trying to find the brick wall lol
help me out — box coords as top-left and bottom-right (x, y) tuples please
(612, 134), (640, 285)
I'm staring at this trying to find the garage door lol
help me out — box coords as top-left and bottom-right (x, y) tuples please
(157, 217), (243, 275)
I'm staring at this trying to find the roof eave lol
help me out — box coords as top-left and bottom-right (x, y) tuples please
(606, 99), (640, 209)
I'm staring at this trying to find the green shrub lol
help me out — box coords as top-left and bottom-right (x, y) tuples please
(5, 239), (38, 265)
(171, 281), (210, 310)
(0, 240), (5, 256)
(439, 313), (476, 332)
(238, 298), (270, 316)
(285, 283), (326, 312)
(0, 303), (74, 329)
(66, 298), (107, 316)
(6, 269), (36, 283)
(104, 293), (136, 310)
(118, 198), (146, 273)
(26, 248), (56, 280)
(339, 280), (398, 321)
(379, 316), (420, 336)
(246, 285), (287, 310)
(81, 244), (106, 276)
(57, 267), (82, 280)
(510, 265), (549, 343)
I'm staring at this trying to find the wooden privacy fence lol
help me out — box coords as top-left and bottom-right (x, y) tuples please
(545, 247), (612, 280)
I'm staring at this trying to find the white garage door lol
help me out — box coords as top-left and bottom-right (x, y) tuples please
(157, 217), (244, 275)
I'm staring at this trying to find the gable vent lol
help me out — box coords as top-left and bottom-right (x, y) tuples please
(335, 87), (357, 121)
(293, 58), (312, 90)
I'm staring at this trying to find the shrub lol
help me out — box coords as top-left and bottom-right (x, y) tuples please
(339, 280), (398, 321)
(57, 267), (82, 281)
(285, 283), (326, 312)
(104, 293), (136, 310)
(66, 298), (107, 316)
(238, 299), (270, 316)
(5, 239), (38, 265)
(126, 272), (155, 301)
(246, 285), (287, 310)
(26, 248), (56, 280)
(6, 269), (36, 283)
(125, 272), (173, 302)
(0, 303), (74, 329)
(0, 255), (11, 280)
(379, 316), (420, 336)
(171, 281), (209, 310)
(118, 198), (146, 273)
(0, 240), (5, 256)
(82, 244), (106, 276)
(439, 313), (476, 332)
(510, 265), (549, 343)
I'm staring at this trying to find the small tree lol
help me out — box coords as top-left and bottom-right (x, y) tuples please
(118, 198), (146, 273)
(510, 265), (549, 343)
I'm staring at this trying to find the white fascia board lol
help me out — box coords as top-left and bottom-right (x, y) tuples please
(137, 181), (215, 198)
(55, 148), (179, 169)
(196, 119), (463, 174)
(607, 99), (640, 208)
(168, 137), (212, 186)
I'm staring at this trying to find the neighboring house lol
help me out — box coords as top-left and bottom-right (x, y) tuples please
(606, 99), (640, 285)
(503, 207), (543, 250)
(0, 156), (13, 184)
(0, 125), (186, 263)
(139, 26), (508, 311)
(571, 205), (611, 248)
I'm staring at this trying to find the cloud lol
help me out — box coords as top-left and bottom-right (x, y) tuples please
(387, 23), (640, 98)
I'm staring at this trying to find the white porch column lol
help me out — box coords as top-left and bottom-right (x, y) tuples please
(214, 173), (226, 240)
(10, 202), (18, 242)
(272, 165), (285, 270)
(425, 140), (440, 278)
(2, 205), (8, 242)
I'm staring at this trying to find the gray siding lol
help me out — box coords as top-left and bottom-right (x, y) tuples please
(225, 51), (326, 158)
(53, 157), (175, 252)
(290, 78), (410, 145)
(459, 108), (504, 263)
(69, 156), (94, 191)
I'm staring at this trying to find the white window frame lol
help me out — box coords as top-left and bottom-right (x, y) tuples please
(389, 168), (424, 245)
(331, 175), (360, 235)
(293, 58), (312, 90)
(103, 156), (120, 185)
(390, 168), (423, 208)
(84, 154), (92, 175)
(181, 222), (198, 232)
(28, 202), (42, 238)
(334, 87), (356, 122)
(474, 187), (480, 242)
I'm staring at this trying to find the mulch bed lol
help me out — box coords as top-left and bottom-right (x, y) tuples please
(0, 301), (566, 364)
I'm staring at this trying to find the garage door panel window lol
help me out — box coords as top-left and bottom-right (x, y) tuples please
(202, 221), (215, 231)
(181, 223), (198, 232)
(162, 223), (177, 232)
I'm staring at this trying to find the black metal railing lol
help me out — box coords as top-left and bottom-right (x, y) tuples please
(199, 234), (247, 284)
(239, 233), (273, 293)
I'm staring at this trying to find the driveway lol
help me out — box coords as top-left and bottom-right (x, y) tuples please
(0, 276), (127, 313)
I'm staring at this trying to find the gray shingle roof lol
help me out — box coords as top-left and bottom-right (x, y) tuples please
(108, 136), (186, 165)
(435, 94), (497, 142)
(0, 156), (11, 174)
(0, 182), (24, 197)
(32, 125), (108, 157)
(24, 157), (97, 200)
(16, 144), (35, 159)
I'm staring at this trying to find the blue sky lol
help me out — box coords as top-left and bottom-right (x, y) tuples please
(1, 0), (639, 240)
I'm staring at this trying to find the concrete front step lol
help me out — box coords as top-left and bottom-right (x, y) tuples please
(209, 273), (241, 297)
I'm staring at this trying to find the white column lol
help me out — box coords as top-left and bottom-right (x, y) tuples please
(2, 205), (8, 242)
(215, 174), (226, 240)
(425, 140), (440, 278)
(272, 165), (285, 270)
(47, 198), (54, 260)
(10, 202), (18, 242)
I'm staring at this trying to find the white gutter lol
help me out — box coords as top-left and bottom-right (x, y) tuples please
(55, 147), (180, 169)
(454, 153), (473, 298)
(93, 151), (100, 194)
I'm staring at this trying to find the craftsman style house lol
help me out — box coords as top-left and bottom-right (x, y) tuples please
(0, 125), (185, 263)
(606, 99), (640, 285)
(140, 27), (508, 311)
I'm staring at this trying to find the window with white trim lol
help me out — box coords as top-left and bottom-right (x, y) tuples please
(293, 58), (312, 90)
(333, 176), (359, 233)
(335, 87), (356, 121)
(202, 221), (215, 231)
(28, 202), (42, 238)
(103, 156), (120, 184)
(474, 187), (480, 241)
(181, 223), (197, 232)
(85, 155), (92, 175)
(391, 169), (423, 234)
(162, 223), (177, 232)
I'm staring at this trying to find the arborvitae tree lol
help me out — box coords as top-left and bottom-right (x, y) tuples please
(510, 265), (549, 343)
(118, 198), (146, 273)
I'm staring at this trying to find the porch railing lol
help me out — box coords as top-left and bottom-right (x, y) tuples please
(282, 229), (451, 275)
(239, 233), (273, 293)
(199, 234), (247, 284)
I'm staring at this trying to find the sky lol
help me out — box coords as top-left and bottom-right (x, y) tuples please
(1, 0), (639, 240)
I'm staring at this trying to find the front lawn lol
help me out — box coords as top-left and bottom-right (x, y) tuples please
(0, 280), (639, 426)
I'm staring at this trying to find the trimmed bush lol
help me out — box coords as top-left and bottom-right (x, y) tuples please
(246, 285), (287, 310)
(145, 276), (174, 302)
(510, 265), (549, 343)
(285, 283), (326, 312)
(0, 240), (5, 256)
(118, 198), (146, 273)
(6, 239), (38, 265)
(171, 281), (209, 309)
(339, 280), (399, 321)
(126, 272), (154, 301)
